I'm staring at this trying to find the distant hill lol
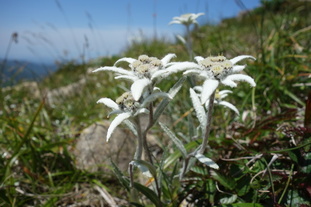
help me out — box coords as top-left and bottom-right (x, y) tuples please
(1, 59), (57, 86)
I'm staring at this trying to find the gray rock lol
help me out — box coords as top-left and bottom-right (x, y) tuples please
(73, 121), (136, 172)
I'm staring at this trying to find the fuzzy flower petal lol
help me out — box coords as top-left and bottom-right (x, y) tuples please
(93, 66), (133, 76)
(218, 101), (240, 115)
(201, 79), (219, 104)
(107, 112), (132, 141)
(230, 55), (256, 65)
(152, 62), (200, 80)
(114, 57), (137, 66)
(97, 98), (119, 110)
(221, 74), (256, 88)
(131, 78), (152, 101)
(161, 53), (176, 65)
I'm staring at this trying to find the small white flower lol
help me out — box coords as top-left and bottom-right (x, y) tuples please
(169, 13), (205, 26)
(93, 54), (197, 101)
(97, 91), (171, 141)
(184, 55), (256, 104)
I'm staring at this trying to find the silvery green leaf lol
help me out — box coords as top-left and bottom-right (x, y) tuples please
(221, 74), (256, 88)
(219, 194), (238, 204)
(97, 98), (119, 110)
(159, 122), (187, 158)
(195, 153), (219, 170)
(161, 53), (176, 65)
(201, 79), (219, 104)
(141, 92), (171, 108)
(218, 101), (240, 115)
(130, 160), (157, 178)
(123, 120), (137, 136)
(131, 78), (152, 101)
(134, 108), (149, 116)
(108, 109), (124, 117)
(114, 57), (137, 66)
(168, 77), (186, 98)
(153, 77), (186, 123)
(230, 55), (255, 65)
(107, 112), (131, 141)
(190, 88), (207, 136)
(92, 66), (133, 76)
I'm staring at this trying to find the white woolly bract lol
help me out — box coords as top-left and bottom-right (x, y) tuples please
(114, 57), (136, 66)
(161, 53), (176, 65)
(221, 74), (256, 88)
(218, 101), (240, 115)
(92, 66), (133, 76)
(106, 112), (131, 142)
(131, 78), (152, 101)
(97, 98), (119, 110)
(230, 55), (256, 65)
(201, 79), (219, 104)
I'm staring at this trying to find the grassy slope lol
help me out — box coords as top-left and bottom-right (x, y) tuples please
(1, 0), (311, 206)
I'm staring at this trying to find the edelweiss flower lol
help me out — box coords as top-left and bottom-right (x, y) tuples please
(169, 13), (205, 26)
(184, 55), (256, 104)
(93, 54), (197, 101)
(194, 87), (239, 115)
(97, 91), (171, 141)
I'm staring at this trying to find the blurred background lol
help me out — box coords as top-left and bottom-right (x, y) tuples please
(1, 0), (260, 62)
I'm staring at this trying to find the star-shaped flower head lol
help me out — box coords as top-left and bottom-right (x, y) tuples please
(97, 91), (170, 142)
(169, 13), (205, 27)
(93, 54), (197, 101)
(184, 55), (256, 104)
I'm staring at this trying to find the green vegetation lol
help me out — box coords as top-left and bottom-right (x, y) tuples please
(1, 0), (311, 206)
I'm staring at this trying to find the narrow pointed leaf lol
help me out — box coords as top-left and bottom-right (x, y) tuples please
(195, 153), (219, 170)
(110, 160), (130, 191)
(131, 160), (157, 178)
(190, 88), (207, 135)
(141, 92), (171, 108)
(159, 122), (187, 158)
(153, 77), (186, 122)
(133, 182), (163, 207)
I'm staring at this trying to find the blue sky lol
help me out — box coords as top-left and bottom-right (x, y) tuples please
(0, 0), (261, 63)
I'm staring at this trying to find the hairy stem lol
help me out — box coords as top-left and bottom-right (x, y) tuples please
(134, 116), (143, 160)
(199, 91), (215, 154)
(142, 103), (162, 199)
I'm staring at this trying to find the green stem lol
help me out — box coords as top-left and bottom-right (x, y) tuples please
(199, 91), (215, 154)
